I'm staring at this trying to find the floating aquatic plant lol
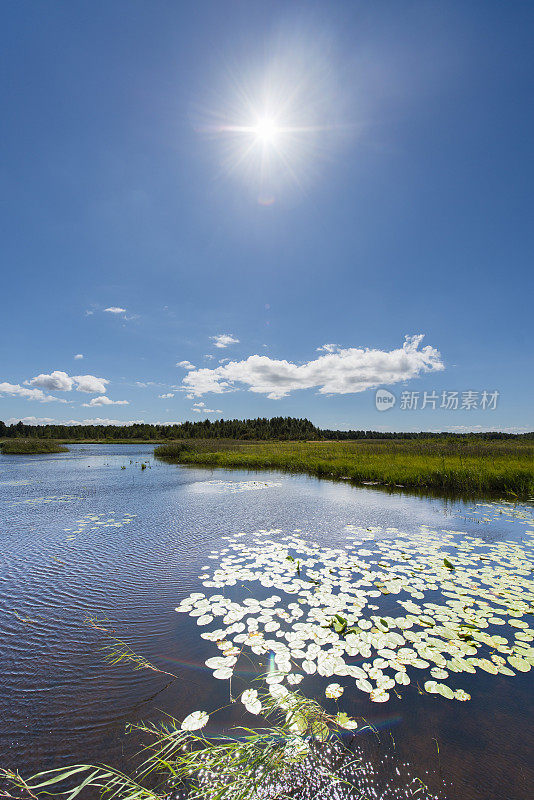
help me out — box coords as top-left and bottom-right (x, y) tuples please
(175, 506), (534, 707)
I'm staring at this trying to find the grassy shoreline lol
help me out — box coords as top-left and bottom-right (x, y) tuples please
(0, 439), (69, 455)
(155, 438), (534, 498)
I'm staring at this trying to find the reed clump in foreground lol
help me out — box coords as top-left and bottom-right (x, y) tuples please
(0, 439), (69, 455)
(155, 438), (534, 498)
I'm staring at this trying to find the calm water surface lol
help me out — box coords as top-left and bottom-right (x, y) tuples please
(0, 445), (532, 799)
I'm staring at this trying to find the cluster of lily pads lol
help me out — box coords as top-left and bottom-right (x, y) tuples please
(11, 494), (80, 505)
(469, 501), (534, 526)
(176, 511), (534, 709)
(64, 512), (137, 538)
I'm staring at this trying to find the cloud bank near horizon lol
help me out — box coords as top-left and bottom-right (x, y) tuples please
(182, 335), (444, 399)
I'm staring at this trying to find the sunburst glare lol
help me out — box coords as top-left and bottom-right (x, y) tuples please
(194, 30), (352, 202)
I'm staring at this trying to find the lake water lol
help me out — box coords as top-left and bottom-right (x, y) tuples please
(1, 444), (533, 799)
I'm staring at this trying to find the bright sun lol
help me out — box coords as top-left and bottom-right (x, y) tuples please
(253, 118), (279, 144)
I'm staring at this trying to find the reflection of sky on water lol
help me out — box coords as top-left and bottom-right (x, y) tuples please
(0, 444), (532, 799)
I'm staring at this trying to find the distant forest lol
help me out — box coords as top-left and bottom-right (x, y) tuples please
(1, 417), (532, 441)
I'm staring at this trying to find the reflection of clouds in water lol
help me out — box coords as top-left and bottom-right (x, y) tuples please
(191, 480), (282, 494)
(176, 502), (534, 712)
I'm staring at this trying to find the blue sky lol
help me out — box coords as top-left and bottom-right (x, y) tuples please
(1, 1), (533, 432)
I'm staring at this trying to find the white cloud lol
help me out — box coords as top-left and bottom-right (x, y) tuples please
(75, 418), (144, 425)
(74, 354), (84, 360)
(159, 392), (175, 399)
(436, 425), (532, 434)
(192, 401), (222, 413)
(27, 370), (74, 391)
(104, 307), (126, 314)
(0, 382), (58, 403)
(78, 417), (145, 425)
(210, 334), (239, 349)
(182, 335), (444, 399)
(5, 417), (145, 426)
(82, 396), (129, 407)
(73, 375), (109, 394)
(6, 416), (56, 425)
(177, 360), (196, 370)
(26, 371), (109, 394)
(316, 343), (340, 353)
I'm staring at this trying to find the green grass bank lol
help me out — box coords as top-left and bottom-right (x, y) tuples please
(155, 438), (534, 498)
(0, 439), (69, 455)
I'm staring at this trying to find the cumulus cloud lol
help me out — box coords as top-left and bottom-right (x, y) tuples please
(104, 307), (126, 314)
(159, 392), (175, 399)
(74, 354), (84, 360)
(192, 401), (222, 413)
(27, 371), (74, 391)
(316, 343), (340, 353)
(182, 335), (444, 399)
(78, 418), (143, 425)
(177, 360), (196, 370)
(26, 371), (109, 394)
(82, 396), (129, 407)
(0, 382), (59, 403)
(210, 334), (239, 349)
(73, 375), (109, 393)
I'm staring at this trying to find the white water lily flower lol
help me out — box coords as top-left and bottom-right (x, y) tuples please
(181, 711), (209, 731)
(325, 683), (344, 699)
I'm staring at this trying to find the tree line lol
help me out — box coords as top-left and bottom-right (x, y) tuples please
(0, 417), (532, 441)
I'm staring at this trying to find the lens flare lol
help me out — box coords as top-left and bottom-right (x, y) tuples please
(193, 29), (352, 200)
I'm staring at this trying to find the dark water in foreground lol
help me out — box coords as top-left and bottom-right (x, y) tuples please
(0, 444), (533, 799)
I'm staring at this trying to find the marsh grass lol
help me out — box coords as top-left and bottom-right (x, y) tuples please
(1, 675), (361, 800)
(154, 438), (534, 498)
(0, 439), (69, 455)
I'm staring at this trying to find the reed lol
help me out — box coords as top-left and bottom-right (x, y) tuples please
(155, 438), (534, 498)
(0, 439), (68, 454)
